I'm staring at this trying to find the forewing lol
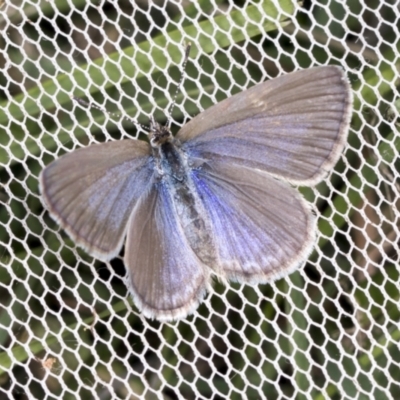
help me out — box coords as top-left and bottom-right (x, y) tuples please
(40, 139), (154, 260)
(191, 161), (316, 283)
(178, 66), (352, 185)
(125, 181), (209, 321)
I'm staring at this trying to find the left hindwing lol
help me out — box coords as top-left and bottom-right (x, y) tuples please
(124, 180), (210, 321)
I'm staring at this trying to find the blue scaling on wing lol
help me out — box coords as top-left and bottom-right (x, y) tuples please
(124, 179), (210, 321)
(190, 160), (316, 284)
(75, 156), (155, 255)
(183, 115), (336, 173)
(40, 140), (154, 260)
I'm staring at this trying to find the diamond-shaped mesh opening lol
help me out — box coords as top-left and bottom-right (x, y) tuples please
(1, 0), (399, 398)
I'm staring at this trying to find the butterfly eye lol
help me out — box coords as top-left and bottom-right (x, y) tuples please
(150, 124), (173, 147)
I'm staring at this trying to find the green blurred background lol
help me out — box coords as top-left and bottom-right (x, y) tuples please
(0, 0), (399, 398)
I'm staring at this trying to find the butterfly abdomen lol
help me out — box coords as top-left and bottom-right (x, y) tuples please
(157, 140), (219, 272)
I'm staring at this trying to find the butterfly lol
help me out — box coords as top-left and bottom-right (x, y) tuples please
(40, 64), (352, 321)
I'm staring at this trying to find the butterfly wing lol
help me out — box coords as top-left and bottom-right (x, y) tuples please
(40, 140), (154, 260)
(124, 180), (209, 321)
(191, 160), (316, 283)
(178, 66), (352, 185)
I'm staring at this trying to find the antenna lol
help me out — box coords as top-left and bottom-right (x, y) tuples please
(166, 42), (192, 128)
(71, 43), (192, 132)
(71, 96), (149, 132)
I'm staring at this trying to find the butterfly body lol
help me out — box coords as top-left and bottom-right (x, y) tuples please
(150, 122), (219, 271)
(40, 66), (352, 321)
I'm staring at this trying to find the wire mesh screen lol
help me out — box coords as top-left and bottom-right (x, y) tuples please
(1, 0), (399, 398)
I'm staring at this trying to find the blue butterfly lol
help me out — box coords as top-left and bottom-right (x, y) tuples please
(40, 65), (352, 321)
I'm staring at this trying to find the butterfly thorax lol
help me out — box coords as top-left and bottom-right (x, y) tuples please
(150, 121), (219, 270)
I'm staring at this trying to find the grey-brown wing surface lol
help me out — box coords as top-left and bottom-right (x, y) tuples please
(40, 139), (154, 260)
(124, 180), (210, 321)
(178, 66), (352, 185)
(190, 160), (316, 283)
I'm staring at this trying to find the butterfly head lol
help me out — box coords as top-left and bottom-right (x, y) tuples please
(149, 116), (173, 148)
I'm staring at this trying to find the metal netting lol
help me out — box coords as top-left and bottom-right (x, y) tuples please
(1, 0), (399, 398)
